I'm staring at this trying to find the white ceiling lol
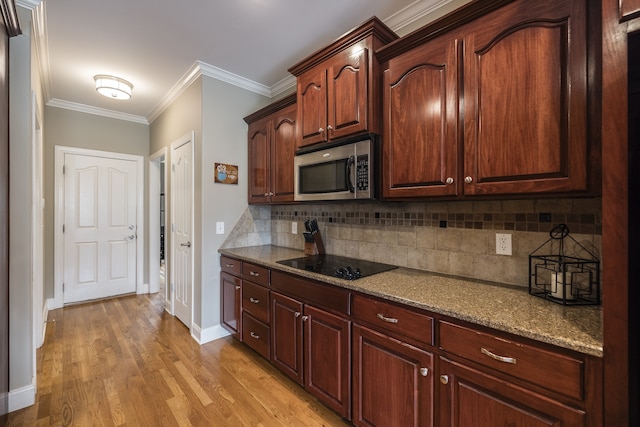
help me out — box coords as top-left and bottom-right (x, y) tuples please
(22, 0), (456, 124)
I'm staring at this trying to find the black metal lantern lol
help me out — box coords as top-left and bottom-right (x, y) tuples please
(529, 224), (600, 305)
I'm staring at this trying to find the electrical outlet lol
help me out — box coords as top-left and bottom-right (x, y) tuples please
(496, 233), (512, 255)
(216, 222), (224, 235)
(291, 221), (297, 234)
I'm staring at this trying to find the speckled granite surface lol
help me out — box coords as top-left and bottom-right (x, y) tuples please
(219, 245), (603, 357)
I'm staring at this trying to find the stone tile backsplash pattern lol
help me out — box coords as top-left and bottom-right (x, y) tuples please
(223, 198), (602, 288)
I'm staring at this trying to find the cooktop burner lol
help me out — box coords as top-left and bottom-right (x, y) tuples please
(277, 254), (397, 280)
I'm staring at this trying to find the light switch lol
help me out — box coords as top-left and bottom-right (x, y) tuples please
(216, 222), (224, 234)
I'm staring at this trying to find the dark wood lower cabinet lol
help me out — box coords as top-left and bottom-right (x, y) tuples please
(220, 271), (241, 340)
(304, 305), (351, 419)
(352, 324), (434, 427)
(438, 357), (585, 427)
(270, 291), (352, 419)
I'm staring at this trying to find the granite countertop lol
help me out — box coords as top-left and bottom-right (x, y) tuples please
(219, 245), (603, 357)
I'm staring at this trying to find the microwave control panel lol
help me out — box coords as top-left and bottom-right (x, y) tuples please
(356, 155), (369, 191)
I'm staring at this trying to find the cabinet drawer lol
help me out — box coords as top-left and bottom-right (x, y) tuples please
(271, 271), (350, 315)
(242, 262), (270, 286)
(242, 312), (270, 360)
(352, 294), (434, 346)
(242, 281), (270, 324)
(439, 321), (584, 401)
(220, 255), (241, 276)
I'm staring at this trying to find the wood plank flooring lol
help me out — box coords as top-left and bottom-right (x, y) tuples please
(6, 293), (350, 426)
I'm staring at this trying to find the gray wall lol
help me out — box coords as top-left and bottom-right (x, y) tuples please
(43, 106), (150, 301)
(150, 75), (270, 335)
(9, 5), (34, 394)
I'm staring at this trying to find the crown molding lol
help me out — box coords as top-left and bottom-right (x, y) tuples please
(34, 0), (456, 125)
(47, 98), (149, 124)
(384, 0), (456, 31)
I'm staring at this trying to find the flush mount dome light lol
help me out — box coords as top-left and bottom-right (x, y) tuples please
(94, 75), (133, 100)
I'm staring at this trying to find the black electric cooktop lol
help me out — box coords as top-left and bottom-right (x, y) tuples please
(277, 254), (397, 280)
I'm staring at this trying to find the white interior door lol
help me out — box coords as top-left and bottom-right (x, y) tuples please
(63, 153), (138, 304)
(171, 133), (194, 327)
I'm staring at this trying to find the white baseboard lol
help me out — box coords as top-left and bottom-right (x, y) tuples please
(8, 382), (35, 412)
(138, 282), (149, 294)
(191, 324), (230, 345)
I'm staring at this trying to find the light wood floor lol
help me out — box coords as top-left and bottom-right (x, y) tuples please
(6, 293), (350, 426)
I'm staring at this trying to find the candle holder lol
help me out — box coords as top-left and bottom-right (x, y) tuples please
(528, 224), (600, 305)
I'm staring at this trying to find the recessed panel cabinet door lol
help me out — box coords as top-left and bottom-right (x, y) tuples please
(382, 37), (459, 198)
(220, 272), (241, 340)
(297, 67), (328, 148)
(271, 292), (304, 384)
(270, 103), (297, 203)
(463, 0), (588, 195)
(247, 118), (270, 204)
(328, 47), (369, 141)
(352, 324), (433, 427)
(438, 357), (585, 426)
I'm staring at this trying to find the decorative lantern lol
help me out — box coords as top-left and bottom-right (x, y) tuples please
(529, 224), (600, 305)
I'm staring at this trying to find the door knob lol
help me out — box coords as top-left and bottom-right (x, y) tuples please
(124, 234), (135, 240)
(181, 241), (191, 248)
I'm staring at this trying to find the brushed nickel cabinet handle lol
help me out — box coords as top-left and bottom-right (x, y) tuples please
(250, 331), (260, 339)
(481, 347), (517, 364)
(376, 313), (398, 324)
(249, 271), (260, 277)
(226, 263), (235, 268)
(249, 297), (260, 304)
(301, 315), (309, 321)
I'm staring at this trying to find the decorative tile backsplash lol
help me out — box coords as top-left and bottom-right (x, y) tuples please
(223, 198), (602, 288)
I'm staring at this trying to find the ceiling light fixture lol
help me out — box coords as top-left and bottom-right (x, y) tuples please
(94, 75), (133, 100)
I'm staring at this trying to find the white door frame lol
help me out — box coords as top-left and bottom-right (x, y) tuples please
(31, 93), (44, 355)
(53, 146), (145, 309)
(170, 132), (194, 325)
(149, 147), (167, 298)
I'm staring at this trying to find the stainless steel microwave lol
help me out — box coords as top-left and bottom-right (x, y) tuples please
(294, 138), (375, 201)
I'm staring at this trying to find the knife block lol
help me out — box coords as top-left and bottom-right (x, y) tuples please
(304, 232), (325, 256)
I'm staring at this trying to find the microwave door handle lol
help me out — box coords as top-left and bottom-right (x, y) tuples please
(346, 155), (356, 193)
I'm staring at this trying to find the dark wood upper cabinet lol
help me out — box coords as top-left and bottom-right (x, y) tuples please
(289, 17), (397, 150)
(379, 0), (596, 199)
(245, 94), (296, 204)
(461, 0), (589, 196)
(381, 35), (460, 198)
(621, 0), (640, 21)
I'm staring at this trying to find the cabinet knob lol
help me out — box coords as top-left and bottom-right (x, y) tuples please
(327, 125), (333, 131)
(249, 271), (260, 277)
(250, 331), (260, 339)
(440, 375), (449, 385)
(235, 285), (240, 290)
(464, 176), (473, 184)
(419, 367), (429, 377)
(226, 263), (235, 268)
(249, 297), (260, 304)
(294, 311), (301, 318)
(319, 127), (324, 134)
(269, 192), (274, 196)
(301, 315), (309, 321)
(264, 192), (269, 197)
(445, 177), (454, 185)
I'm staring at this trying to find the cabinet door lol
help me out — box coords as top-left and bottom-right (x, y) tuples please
(462, 0), (588, 195)
(270, 103), (297, 203)
(220, 272), (241, 340)
(439, 357), (585, 427)
(271, 292), (304, 384)
(621, 0), (640, 21)
(352, 324), (433, 427)
(297, 67), (328, 148)
(247, 118), (271, 203)
(304, 305), (351, 419)
(327, 47), (369, 141)
(382, 37), (459, 199)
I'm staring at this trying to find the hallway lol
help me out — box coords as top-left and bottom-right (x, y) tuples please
(6, 293), (348, 426)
